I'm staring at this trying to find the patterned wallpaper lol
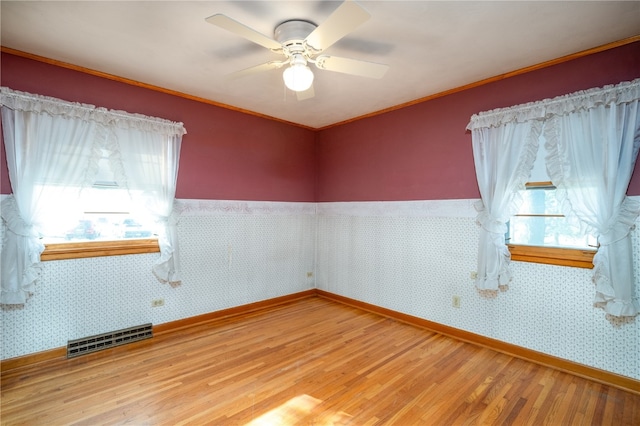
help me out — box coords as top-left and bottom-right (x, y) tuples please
(2, 197), (639, 381)
(316, 198), (640, 380)
(1, 199), (316, 359)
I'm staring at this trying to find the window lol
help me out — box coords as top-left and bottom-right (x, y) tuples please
(507, 182), (596, 268)
(468, 78), (639, 317)
(38, 186), (157, 244)
(1, 87), (185, 304)
(38, 184), (160, 261)
(36, 147), (160, 261)
(39, 148), (157, 244)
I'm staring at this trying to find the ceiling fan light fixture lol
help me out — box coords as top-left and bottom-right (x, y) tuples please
(283, 63), (314, 92)
(207, 0), (386, 99)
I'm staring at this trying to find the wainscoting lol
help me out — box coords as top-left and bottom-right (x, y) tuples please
(1, 199), (317, 359)
(316, 198), (640, 381)
(2, 198), (638, 385)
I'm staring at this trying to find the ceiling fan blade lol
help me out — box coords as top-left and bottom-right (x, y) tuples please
(304, 0), (370, 52)
(315, 55), (388, 79)
(205, 14), (282, 51)
(296, 85), (315, 101)
(228, 61), (286, 80)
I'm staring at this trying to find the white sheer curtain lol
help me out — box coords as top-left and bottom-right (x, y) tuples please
(1, 90), (98, 303)
(544, 79), (640, 317)
(0, 87), (186, 304)
(113, 124), (183, 285)
(467, 114), (541, 291)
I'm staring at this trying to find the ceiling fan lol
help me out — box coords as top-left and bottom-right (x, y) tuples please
(205, 0), (389, 100)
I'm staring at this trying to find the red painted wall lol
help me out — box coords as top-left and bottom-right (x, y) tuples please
(0, 53), (317, 201)
(316, 41), (640, 201)
(2, 42), (639, 203)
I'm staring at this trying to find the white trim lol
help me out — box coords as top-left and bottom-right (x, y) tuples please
(174, 199), (317, 217)
(316, 199), (479, 218)
(3, 195), (638, 218)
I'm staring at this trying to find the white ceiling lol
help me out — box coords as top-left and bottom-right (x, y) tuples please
(2, 1), (639, 129)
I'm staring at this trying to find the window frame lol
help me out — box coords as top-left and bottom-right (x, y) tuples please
(507, 181), (596, 269)
(507, 244), (595, 269)
(41, 238), (160, 261)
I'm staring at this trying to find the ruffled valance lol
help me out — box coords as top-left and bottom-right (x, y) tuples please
(0, 87), (187, 137)
(467, 78), (640, 130)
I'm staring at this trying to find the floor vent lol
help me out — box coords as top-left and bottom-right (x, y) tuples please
(67, 324), (153, 358)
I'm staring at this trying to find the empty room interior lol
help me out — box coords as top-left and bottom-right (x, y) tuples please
(1, 1), (639, 424)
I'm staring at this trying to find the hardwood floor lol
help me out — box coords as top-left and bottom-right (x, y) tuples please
(2, 296), (638, 425)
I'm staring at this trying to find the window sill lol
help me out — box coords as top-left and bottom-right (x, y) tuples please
(507, 244), (595, 269)
(41, 239), (160, 261)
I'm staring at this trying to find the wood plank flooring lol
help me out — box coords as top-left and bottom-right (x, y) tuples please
(2, 296), (638, 425)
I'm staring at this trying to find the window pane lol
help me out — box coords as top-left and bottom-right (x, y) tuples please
(518, 186), (561, 215)
(36, 145), (159, 243)
(509, 215), (596, 249)
(38, 185), (157, 243)
(509, 186), (596, 250)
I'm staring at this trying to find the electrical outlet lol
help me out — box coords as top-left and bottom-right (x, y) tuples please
(151, 298), (164, 308)
(470, 271), (478, 280)
(452, 295), (461, 308)
(307, 272), (313, 278)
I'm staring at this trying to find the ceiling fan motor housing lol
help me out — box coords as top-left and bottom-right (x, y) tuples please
(275, 20), (318, 56)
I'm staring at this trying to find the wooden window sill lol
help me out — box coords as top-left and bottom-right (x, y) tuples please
(508, 244), (595, 269)
(41, 239), (160, 261)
